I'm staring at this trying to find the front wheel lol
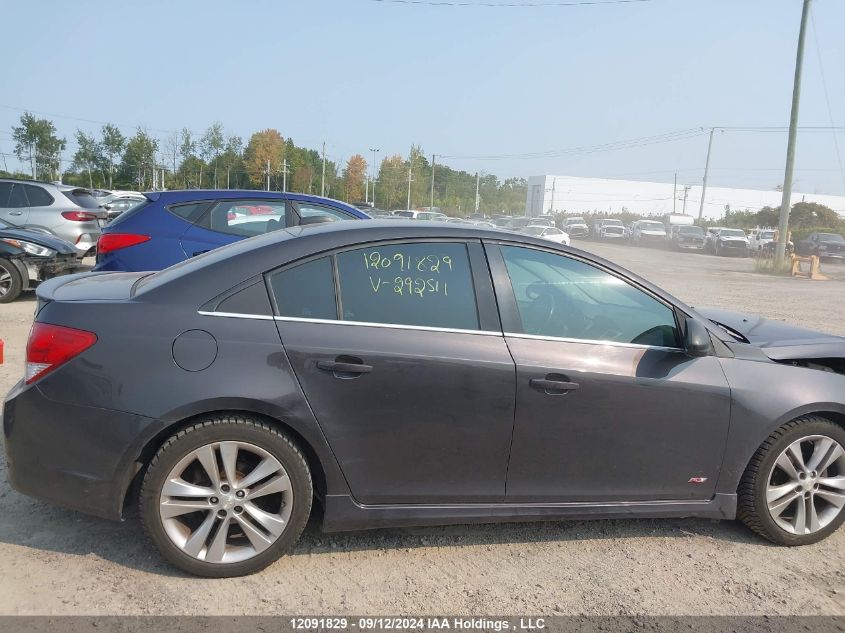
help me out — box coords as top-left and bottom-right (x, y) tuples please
(140, 415), (312, 577)
(738, 416), (845, 546)
(0, 258), (23, 303)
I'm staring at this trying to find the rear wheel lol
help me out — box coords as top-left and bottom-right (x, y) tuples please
(738, 416), (845, 545)
(140, 415), (312, 577)
(0, 258), (23, 303)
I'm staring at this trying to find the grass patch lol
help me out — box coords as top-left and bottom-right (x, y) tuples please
(753, 256), (792, 276)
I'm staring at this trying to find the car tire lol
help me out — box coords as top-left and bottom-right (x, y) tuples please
(140, 415), (313, 577)
(737, 416), (845, 546)
(0, 258), (23, 303)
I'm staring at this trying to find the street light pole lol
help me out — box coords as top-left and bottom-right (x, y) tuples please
(430, 154), (436, 210)
(776, 0), (812, 260)
(369, 148), (379, 207)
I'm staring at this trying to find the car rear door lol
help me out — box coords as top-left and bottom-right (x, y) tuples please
(268, 239), (516, 504)
(486, 242), (731, 503)
(0, 182), (30, 226)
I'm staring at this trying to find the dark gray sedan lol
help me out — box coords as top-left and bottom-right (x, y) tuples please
(4, 221), (845, 577)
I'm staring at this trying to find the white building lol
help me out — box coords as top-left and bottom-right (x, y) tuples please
(525, 175), (845, 220)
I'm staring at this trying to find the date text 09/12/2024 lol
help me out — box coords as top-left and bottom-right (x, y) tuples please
(289, 617), (547, 631)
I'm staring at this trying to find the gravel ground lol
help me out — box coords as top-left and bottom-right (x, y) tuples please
(0, 245), (843, 616)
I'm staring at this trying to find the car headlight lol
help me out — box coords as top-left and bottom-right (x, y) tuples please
(0, 238), (56, 257)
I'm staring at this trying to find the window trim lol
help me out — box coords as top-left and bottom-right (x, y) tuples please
(484, 240), (684, 351)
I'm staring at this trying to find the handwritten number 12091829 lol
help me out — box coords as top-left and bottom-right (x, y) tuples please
(362, 251), (454, 298)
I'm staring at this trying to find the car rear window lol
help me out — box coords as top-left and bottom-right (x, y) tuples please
(62, 189), (100, 209)
(269, 256), (337, 320)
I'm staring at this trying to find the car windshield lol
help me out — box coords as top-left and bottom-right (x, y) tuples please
(394, 211), (414, 217)
(720, 229), (746, 237)
(603, 220), (623, 226)
(566, 218), (585, 224)
(760, 231), (775, 239)
(523, 226), (545, 235)
(639, 222), (664, 230)
(678, 226), (704, 235)
(818, 233), (845, 242)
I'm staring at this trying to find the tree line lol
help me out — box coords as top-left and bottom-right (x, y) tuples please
(2, 112), (527, 216)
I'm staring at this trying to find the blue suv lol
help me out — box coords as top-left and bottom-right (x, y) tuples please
(94, 190), (370, 272)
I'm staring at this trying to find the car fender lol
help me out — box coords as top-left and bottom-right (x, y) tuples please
(134, 396), (351, 498)
(714, 356), (845, 495)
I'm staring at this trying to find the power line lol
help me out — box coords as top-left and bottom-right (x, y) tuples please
(0, 103), (175, 135)
(441, 128), (709, 160)
(809, 6), (845, 193)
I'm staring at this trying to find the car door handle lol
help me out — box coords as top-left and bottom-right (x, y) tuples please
(530, 377), (580, 394)
(8, 211), (22, 216)
(317, 359), (373, 376)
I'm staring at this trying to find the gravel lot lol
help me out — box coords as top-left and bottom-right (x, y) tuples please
(0, 244), (844, 616)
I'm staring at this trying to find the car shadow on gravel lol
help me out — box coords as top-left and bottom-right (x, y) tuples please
(0, 483), (776, 577)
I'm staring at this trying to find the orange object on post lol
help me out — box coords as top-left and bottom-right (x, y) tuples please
(0, 338), (4, 365)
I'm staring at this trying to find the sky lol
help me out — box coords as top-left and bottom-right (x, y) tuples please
(1, 0), (844, 195)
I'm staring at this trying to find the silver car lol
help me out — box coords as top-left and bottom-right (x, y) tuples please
(0, 179), (106, 257)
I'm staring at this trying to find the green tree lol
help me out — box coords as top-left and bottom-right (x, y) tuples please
(71, 130), (103, 189)
(11, 112), (66, 180)
(120, 128), (159, 190)
(101, 123), (126, 188)
(200, 122), (225, 187)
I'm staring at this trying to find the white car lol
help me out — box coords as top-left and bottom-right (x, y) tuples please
(522, 224), (570, 246)
(749, 228), (776, 252)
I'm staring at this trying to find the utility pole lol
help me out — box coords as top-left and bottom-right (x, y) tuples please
(776, 0), (812, 260)
(430, 154), (436, 210)
(265, 159), (270, 191)
(682, 185), (691, 214)
(673, 172), (677, 214)
(321, 141), (326, 197)
(475, 172), (480, 213)
(548, 177), (556, 215)
(369, 148), (379, 207)
(227, 167), (230, 189)
(282, 158), (288, 193)
(698, 127), (716, 223)
(407, 159), (413, 209)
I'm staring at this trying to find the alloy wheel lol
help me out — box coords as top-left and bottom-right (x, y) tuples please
(0, 265), (12, 297)
(766, 434), (845, 535)
(159, 441), (294, 564)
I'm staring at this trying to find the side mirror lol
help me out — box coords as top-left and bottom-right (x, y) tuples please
(684, 317), (713, 357)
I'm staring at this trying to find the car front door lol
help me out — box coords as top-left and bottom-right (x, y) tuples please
(487, 242), (731, 503)
(269, 239), (516, 504)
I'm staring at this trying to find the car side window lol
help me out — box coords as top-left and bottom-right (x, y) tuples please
(205, 200), (288, 237)
(0, 183), (28, 208)
(295, 202), (354, 224)
(268, 256), (337, 320)
(23, 185), (53, 207)
(500, 245), (680, 348)
(336, 242), (479, 331)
